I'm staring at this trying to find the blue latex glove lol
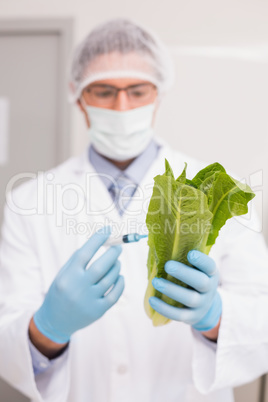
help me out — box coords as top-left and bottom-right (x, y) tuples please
(34, 227), (124, 343)
(149, 250), (222, 332)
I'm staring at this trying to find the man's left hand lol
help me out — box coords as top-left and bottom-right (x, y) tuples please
(149, 250), (222, 333)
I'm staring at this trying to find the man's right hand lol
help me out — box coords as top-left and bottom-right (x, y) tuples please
(32, 227), (124, 345)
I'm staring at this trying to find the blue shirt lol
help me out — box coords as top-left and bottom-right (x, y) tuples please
(29, 139), (160, 374)
(89, 139), (160, 191)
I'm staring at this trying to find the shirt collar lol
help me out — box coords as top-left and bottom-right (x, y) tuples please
(89, 139), (161, 190)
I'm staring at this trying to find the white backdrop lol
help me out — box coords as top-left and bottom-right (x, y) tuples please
(156, 49), (268, 241)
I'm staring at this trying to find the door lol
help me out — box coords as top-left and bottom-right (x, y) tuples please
(0, 18), (72, 402)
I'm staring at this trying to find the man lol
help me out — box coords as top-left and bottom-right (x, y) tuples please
(0, 18), (268, 402)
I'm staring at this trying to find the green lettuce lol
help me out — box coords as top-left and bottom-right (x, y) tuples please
(144, 160), (255, 326)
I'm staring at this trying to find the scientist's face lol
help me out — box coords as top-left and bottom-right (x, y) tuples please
(78, 77), (158, 128)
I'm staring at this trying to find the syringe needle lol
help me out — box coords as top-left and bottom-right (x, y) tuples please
(105, 233), (148, 247)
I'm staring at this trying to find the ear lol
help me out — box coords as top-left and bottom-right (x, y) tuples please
(152, 96), (161, 126)
(76, 99), (84, 113)
(155, 93), (163, 109)
(77, 99), (90, 128)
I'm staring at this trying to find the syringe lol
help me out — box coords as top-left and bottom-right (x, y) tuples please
(105, 233), (148, 247)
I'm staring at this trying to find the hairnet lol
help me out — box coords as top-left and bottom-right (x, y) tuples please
(69, 18), (174, 102)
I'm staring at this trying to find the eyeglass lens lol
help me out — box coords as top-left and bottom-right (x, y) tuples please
(83, 83), (156, 106)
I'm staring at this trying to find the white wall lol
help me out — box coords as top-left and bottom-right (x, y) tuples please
(157, 49), (268, 240)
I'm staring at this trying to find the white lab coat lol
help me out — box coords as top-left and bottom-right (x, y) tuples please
(0, 139), (268, 402)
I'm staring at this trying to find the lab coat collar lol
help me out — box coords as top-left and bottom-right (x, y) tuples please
(67, 136), (174, 229)
(72, 136), (169, 176)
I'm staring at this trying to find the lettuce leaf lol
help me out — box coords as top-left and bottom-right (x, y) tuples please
(144, 160), (255, 326)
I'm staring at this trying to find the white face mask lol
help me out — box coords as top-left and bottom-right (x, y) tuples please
(85, 103), (155, 161)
